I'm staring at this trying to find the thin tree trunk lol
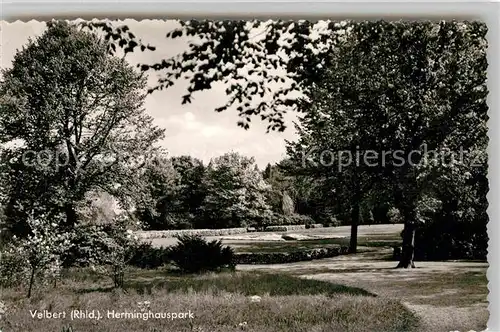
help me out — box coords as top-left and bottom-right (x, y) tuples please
(114, 265), (124, 288)
(397, 221), (416, 268)
(349, 178), (361, 254)
(349, 202), (360, 254)
(27, 266), (36, 298)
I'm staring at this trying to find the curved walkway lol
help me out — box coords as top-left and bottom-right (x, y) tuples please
(237, 247), (489, 332)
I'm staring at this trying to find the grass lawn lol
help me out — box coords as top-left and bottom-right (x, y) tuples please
(1, 224), (485, 331)
(148, 224), (404, 249)
(230, 234), (401, 253)
(0, 269), (420, 332)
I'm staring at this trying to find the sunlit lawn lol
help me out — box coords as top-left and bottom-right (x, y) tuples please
(230, 234), (401, 253)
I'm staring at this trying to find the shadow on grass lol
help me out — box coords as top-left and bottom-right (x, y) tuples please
(75, 286), (115, 294)
(287, 266), (403, 276)
(74, 271), (376, 298)
(234, 236), (401, 254)
(126, 271), (377, 297)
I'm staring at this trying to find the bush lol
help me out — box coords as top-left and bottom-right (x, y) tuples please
(235, 246), (350, 264)
(61, 223), (126, 268)
(128, 242), (171, 269)
(260, 213), (315, 228)
(257, 212), (283, 228)
(387, 207), (403, 224)
(61, 214), (139, 288)
(287, 214), (315, 225)
(306, 223), (324, 229)
(414, 218), (487, 261)
(169, 235), (235, 273)
(321, 216), (341, 227)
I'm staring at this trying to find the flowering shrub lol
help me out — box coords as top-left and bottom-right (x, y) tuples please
(0, 301), (6, 319)
(137, 300), (151, 312)
(0, 212), (71, 297)
(70, 213), (139, 288)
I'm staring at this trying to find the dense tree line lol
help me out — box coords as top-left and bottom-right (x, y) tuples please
(130, 152), (405, 232)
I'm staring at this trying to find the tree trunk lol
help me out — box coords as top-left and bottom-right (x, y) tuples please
(27, 266), (36, 298)
(349, 203), (360, 254)
(397, 221), (416, 268)
(64, 202), (77, 229)
(113, 265), (124, 288)
(348, 164), (361, 254)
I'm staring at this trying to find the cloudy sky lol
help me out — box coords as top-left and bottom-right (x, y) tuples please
(0, 19), (298, 168)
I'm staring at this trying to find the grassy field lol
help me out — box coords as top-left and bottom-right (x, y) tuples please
(0, 270), (419, 332)
(148, 224), (404, 249)
(230, 234), (400, 253)
(1, 224), (487, 332)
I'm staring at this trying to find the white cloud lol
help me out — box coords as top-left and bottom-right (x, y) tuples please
(184, 112), (196, 122)
(162, 111), (223, 138)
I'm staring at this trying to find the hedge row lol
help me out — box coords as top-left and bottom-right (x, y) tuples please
(306, 223), (324, 229)
(135, 224), (332, 239)
(265, 224), (324, 232)
(127, 244), (350, 268)
(263, 225), (306, 232)
(234, 246), (350, 264)
(135, 227), (248, 239)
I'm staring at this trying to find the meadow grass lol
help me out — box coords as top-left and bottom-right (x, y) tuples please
(0, 270), (420, 332)
(231, 234), (400, 253)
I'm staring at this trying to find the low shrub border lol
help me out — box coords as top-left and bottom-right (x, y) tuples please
(135, 224), (334, 239)
(128, 244), (350, 268)
(305, 223), (324, 229)
(264, 225), (306, 232)
(135, 227), (248, 239)
(234, 246), (350, 265)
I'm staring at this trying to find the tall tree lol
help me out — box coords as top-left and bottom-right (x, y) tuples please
(0, 21), (164, 235)
(285, 61), (384, 253)
(170, 155), (207, 227)
(91, 19), (487, 267)
(134, 155), (207, 230)
(262, 162), (296, 216)
(358, 21), (488, 267)
(134, 153), (182, 230)
(202, 152), (272, 228)
(82, 19), (351, 131)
